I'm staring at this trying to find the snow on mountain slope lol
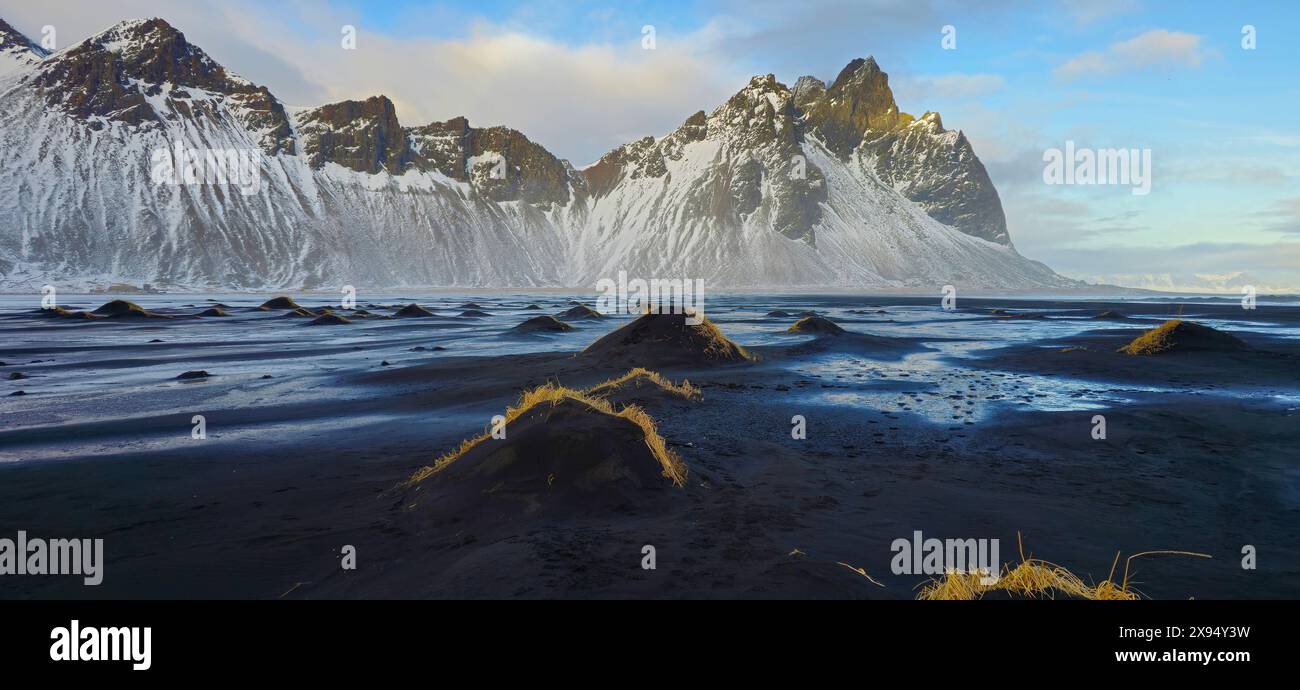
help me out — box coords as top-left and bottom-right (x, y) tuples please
(572, 74), (1068, 288)
(0, 17), (1076, 291)
(0, 18), (45, 78)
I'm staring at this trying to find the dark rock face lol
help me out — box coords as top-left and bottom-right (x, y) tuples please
(406, 117), (579, 206)
(860, 114), (1009, 245)
(583, 76), (828, 245)
(804, 58), (903, 156)
(799, 57), (1011, 246)
(791, 75), (826, 110)
(1, 18), (47, 65)
(296, 96), (411, 175)
(29, 18), (293, 153)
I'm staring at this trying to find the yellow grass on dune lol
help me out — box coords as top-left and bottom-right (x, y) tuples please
(585, 367), (702, 401)
(407, 381), (688, 487)
(1118, 319), (1246, 355)
(916, 534), (1210, 600)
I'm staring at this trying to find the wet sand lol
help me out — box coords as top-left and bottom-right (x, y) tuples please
(1, 294), (1297, 599)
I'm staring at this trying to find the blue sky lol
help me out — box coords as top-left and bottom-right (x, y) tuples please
(2, 0), (1298, 291)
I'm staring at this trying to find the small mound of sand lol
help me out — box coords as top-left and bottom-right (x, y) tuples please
(1118, 319), (1246, 355)
(458, 302), (485, 309)
(766, 310), (793, 317)
(787, 316), (846, 336)
(8, 372), (27, 380)
(557, 304), (603, 320)
(393, 304), (437, 318)
(196, 307), (230, 317)
(512, 315), (574, 332)
(581, 312), (752, 366)
(92, 300), (163, 319)
(460, 309), (491, 317)
(585, 368), (701, 406)
(523, 304), (543, 310)
(40, 307), (100, 320)
(176, 370), (211, 380)
(406, 385), (686, 513)
(1094, 310), (1128, 320)
(258, 296), (301, 310)
(306, 313), (353, 326)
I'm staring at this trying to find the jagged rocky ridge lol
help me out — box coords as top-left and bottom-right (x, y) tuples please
(0, 17), (1074, 290)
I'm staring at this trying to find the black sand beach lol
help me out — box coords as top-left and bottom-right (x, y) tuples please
(1, 294), (1297, 599)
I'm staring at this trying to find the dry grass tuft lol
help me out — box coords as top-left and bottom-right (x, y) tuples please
(407, 382), (687, 487)
(585, 367), (702, 401)
(1118, 319), (1245, 355)
(916, 533), (1210, 600)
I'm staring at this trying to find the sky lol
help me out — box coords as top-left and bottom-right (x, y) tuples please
(1, 0), (1298, 292)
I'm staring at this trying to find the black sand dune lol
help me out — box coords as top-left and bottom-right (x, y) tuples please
(511, 315), (574, 333)
(458, 302), (485, 309)
(258, 296), (301, 310)
(176, 370), (212, 380)
(557, 304), (604, 320)
(523, 304), (543, 310)
(770, 315), (922, 360)
(279, 308), (315, 318)
(402, 387), (685, 518)
(196, 307), (231, 317)
(393, 304), (437, 318)
(93, 300), (167, 319)
(971, 320), (1295, 387)
(788, 315), (846, 335)
(584, 368), (702, 407)
(39, 306), (100, 319)
(766, 310), (793, 317)
(1118, 319), (1247, 355)
(306, 313), (353, 326)
(459, 309), (491, 317)
(581, 312), (752, 367)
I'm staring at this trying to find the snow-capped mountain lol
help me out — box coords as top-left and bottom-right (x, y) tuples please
(0, 17), (1076, 290)
(0, 18), (46, 78)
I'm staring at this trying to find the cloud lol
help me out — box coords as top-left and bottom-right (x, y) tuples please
(893, 73), (1006, 102)
(1054, 29), (1214, 81)
(1058, 0), (1140, 27)
(1037, 241), (1300, 293)
(1247, 196), (1300, 235)
(0, 0), (736, 164)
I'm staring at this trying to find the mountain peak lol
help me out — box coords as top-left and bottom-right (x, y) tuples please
(802, 56), (903, 157)
(296, 95), (410, 175)
(791, 75), (826, 109)
(0, 17), (47, 76)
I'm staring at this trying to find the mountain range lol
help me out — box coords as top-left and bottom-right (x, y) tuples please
(0, 17), (1077, 290)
